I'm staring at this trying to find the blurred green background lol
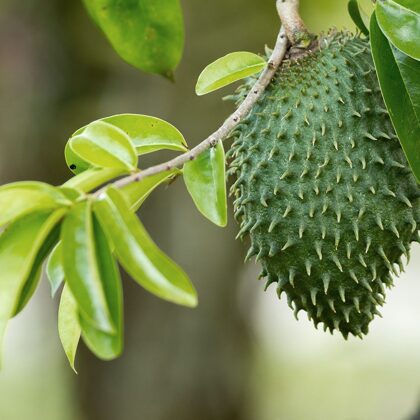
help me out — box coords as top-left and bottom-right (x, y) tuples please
(1, 0), (419, 419)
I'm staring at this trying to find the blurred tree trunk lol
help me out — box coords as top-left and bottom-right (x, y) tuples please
(1, 0), (277, 419)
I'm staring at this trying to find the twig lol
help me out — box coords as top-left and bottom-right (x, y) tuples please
(276, 0), (314, 47)
(98, 0), (301, 194)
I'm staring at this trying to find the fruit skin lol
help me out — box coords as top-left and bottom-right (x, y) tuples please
(228, 32), (420, 338)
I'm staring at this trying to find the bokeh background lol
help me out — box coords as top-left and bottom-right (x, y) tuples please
(1, 0), (419, 419)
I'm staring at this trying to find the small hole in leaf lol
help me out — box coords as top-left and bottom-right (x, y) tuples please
(70, 164), (76, 170)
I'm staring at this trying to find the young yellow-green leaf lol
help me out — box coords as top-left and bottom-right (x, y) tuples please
(69, 121), (137, 171)
(0, 182), (70, 227)
(82, 0), (184, 77)
(65, 124), (136, 175)
(80, 215), (123, 361)
(121, 169), (180, 212)
(376, 0), (420, 60)
(65, 141), (91, 175)
(196, 52), (266, 96)
(61, 200), (114, 333)
(89, 114), (188, 156)
(58, 284), (81, 372)
(70, 115), (188, 162)
(371, 13), (420, 182)
(94, 187), (197, 308)
(183, 142), (227, 227)
(0, 210), (63, 359)
(59, 187), (85, 202)
(63, 167), (127, 192)
(348, 0), (370, 35)
(47, 243), (64, 298)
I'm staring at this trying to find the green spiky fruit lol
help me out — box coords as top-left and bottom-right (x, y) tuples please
(228, 32), (420, 338)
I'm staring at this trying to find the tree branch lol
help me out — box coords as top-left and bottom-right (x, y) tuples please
(98, 0), (302, 194)
(276, 0), (314, 47)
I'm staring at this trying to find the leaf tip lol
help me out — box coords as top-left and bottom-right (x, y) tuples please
(195, 83), (206, 96)
(70, 362), (78, 374)
(163, 71), (176, 83)
(185, 294), (198, 308)
(214, 212), (228, 228)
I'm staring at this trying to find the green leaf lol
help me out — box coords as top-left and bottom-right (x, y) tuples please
(392, 46), (420, 120)
(183, 142), (227, 227)
(58, 284), (81, 372)
(376, 0), (420, 60)
(370, 13), (420, 182)
(79, 215), (123, 360)
(102, 114), (188, 155)
(73, 114), (188, 156)
(94, 187), (197, 308)
(0, 211), (63, 360)
(59, 187), (85, 202)
(47, 243), (64, 298)
(348, 0), (370, 35)
(65, 140), (91, 175)
(82, 0), (184, 77)
(68, 121), (138, 171)
(14, 210), (65, 315)
(63, 167), (127, 192)
(0, 182), (70, 227)
(195, 52), (266, 96)
(121, 169), (180, 212)
(61, 200), (115, 333)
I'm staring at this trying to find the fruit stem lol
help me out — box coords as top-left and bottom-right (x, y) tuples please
(276, 0), (315, 48)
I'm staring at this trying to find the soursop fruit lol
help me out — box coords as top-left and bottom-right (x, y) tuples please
(228, 32), (420, 338)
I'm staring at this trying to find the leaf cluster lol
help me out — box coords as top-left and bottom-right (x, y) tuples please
(0, 113), (224, 369)
(0, 40), (269, 368)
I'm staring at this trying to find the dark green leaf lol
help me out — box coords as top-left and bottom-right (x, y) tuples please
(121, 169), (180, 211)
(80, 215), (123, 360)
(196, 52), (266, 96)
(61, 200), (115, 333)
(68, 121), (138, 171)
(348, 0), (370, 35)
(58, 284), (81, 372)
(376, 0), (420, 60)
(94, 187), (197, 308)
(0, 182), (70, 227)
(392, 46), (420, 120)
(370, 13), (420, 182)
(47, 243), (64, 298)
(82, 0), (184, 77)
(183, 142), (227, 227)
